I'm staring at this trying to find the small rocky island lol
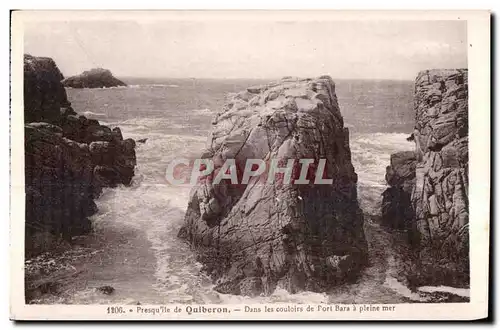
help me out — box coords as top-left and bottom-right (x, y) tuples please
(62, 68), (127, 88)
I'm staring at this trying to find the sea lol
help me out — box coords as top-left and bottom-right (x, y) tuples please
(27, 78), (469, 304)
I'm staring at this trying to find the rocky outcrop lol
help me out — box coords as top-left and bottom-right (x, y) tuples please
(178, 76), (367, 296)
(24, 54), (75, 122)
(24, 55), (136, 257)
(62, 68), (127, 89)
(381, 151), (417, 230)
(382, 69), (469, 287)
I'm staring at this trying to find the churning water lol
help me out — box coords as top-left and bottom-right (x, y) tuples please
(29, 78), (466, 304)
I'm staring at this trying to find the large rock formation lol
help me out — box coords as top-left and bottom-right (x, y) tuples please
(24, 54), (74, 122)
(24, 55), (136, 257)
(178, 76), (367, 296)
(382, 69), (469, 287)
(62, 68), (127, 89)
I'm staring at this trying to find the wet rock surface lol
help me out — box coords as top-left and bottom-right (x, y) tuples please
(24, 55), (136, 257)
(97, 285), (115, 295)
(381, 69), (469, 288)
(179, 76), (367, 296)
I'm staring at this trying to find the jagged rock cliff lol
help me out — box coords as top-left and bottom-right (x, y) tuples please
(24, 55), (136, 257)
(178, 76), (367, 296)
(381, 151), (417, 230)
(62, 68), (127, 89)
(24, 54), (74, 122)
(382, 69), (469, 287)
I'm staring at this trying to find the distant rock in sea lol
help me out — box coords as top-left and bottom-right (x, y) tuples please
(178, 75), (367, 296)
(62, 68), (127, 89)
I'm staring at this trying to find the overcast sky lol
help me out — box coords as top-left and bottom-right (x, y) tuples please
(23, 20), (467, 80)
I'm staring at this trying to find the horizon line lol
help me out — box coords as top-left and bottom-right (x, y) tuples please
(112, 75), (416, 82)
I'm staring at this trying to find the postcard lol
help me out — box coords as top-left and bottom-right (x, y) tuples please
(10, 10), (490, 320)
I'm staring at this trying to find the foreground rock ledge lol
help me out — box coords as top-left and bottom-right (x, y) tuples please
(62, 68), (127, 89)
(178, 76), (367, 296)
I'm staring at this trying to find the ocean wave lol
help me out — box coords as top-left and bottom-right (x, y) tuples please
(105, 117), (210, 137)
(417, 286), (470, 298)
(92, 182), (213, 304)
(384, 277), (429, 302)
(127, 84), (180, 89)
(217, 287), (329, 304)
(59, 127), (421, 304)
(106, 117), (171, 129)
(68, 84), (180, 90)
(65, 85), (128, 90)
(191, 108), (213, 115)
(352, 132), (413, 150)
(109, 117), (170, 127)
(106, 85), (129, 90)
(142, 84), (180, 88)
(81, 111), (107, 117)
(350, 132), (414, 215)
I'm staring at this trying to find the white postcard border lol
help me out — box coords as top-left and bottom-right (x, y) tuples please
(9, 10), (491, 320)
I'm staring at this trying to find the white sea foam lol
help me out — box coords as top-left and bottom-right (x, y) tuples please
(350, 133), (414, 215)
(418, 286), (470, 298)
(73, 84), (179, 90)
(97, 130), (418, 304)
(106, 85), (129, 90)
(217, 288), (329, 304)
(147, 84), (179, 88)
(384, 277), (429, 302)
(128, 84), (180, 88)
(82, 111), (107, 117)
(111, 117), (166, 127)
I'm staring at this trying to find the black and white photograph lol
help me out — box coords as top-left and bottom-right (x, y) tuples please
(9, 10), (490, 320)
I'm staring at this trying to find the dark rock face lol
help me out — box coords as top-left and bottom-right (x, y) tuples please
(178, 76), (367, 296)
(24, 54), (76, 122)
(412, 69), (469, 286)
(381, 69), (469, 287)
(97, 285), (115, 295)
(381, 151), (417, 230)
(385, 151), (417, 189)
(24, 55), (136, 257)
(62, 68), (127, 89)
